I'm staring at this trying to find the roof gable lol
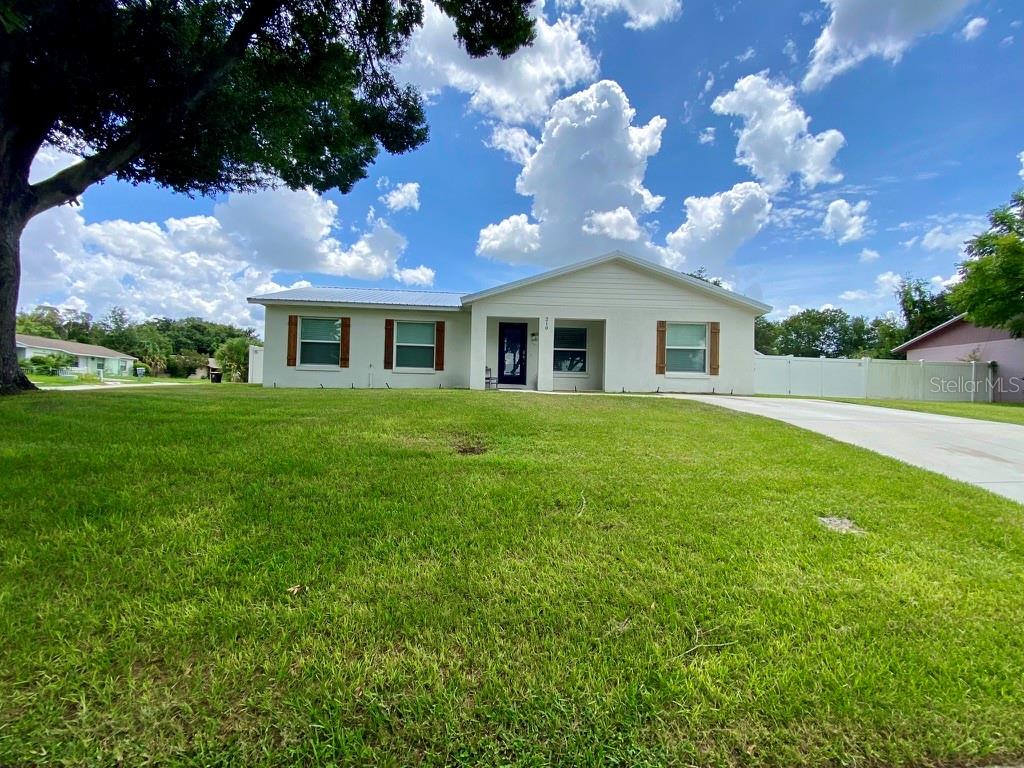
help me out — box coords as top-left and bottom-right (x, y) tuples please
(460, 251), (771, 313)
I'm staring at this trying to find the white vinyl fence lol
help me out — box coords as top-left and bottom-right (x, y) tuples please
(754, 355), (994, 402)
(247, 345), (264, 385)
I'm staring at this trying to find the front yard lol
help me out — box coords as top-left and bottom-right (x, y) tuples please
(1, 388), (1023, 766)
(844, 398), (1024, 426)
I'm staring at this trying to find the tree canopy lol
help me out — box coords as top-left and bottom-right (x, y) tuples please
(0, 0), (536, 393)
(16, 304), (258, 376)
(950, 190), (1024, 337)
(756, 275), (955, 359)
(7, 0), (534, 207)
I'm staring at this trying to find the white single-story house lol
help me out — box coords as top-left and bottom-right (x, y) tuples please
(247, 251), (771, 393)
(16, 334), (137, 375)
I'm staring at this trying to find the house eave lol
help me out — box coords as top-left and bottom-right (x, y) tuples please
(891, 313), (967, 354)
(248, 297), (465, 312)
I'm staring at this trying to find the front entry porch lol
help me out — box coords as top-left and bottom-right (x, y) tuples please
(471, 313), (605, 392)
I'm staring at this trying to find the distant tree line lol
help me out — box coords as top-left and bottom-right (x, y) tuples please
(754, 277), (958, 359)
(16, 305), (259, 377)
(685, 267), (959, 360)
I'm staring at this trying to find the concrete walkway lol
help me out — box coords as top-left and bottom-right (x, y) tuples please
(670, 395), (1024, 505)
(37, 381), (192, 392)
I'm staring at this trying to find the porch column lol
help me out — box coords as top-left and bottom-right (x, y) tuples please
(537, 314), (554, 392)
(469, 304), (488, 390)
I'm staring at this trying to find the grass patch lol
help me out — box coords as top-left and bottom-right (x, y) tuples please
(27, 373), (102, 387)
(2, 388), (1023, 766)
(841, 398), (1024, 426)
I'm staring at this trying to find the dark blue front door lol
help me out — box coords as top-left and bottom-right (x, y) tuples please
(498, 322), (528, 385)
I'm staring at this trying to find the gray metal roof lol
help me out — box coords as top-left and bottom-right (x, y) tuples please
(16, 334), (137, 360)
(247, 251), (773, 315)
(248, 286), (465, 308)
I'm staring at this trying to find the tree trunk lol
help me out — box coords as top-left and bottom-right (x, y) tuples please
(0, 205), (34, 394)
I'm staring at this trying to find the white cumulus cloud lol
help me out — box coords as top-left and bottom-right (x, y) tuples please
(822, 198), (870, 243)
(476, 80), (668, 264)
(712, 73), (845, 192)
(488, 126), (540, 164)
(20, 179), (436, 326)
(858, 247), (880, 262)
(477, 214), (541, 257)
(477, 80), (771, 275)
(582, 207), (643, 240)
(920, 219), (983, 253)
(1018, 150), (1024, 180)
(399, 3), (597, 124)
(379, 182), (421, 212)
(698, 126), (716, 145)
(959, 16), (987, 40)
(802, 0), (975, 91)
(663, 182), (773, 271)
(839, 270), (901, 302)
(559, 0), (681, 30)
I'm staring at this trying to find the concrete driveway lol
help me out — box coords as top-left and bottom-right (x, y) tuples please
(671, 395), (1024, 504)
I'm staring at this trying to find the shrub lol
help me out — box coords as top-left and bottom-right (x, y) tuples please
(29, 352), (76, 374)
(165, 349), (207, 378)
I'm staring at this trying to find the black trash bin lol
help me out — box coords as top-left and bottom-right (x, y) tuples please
(210, 371), (223, 383)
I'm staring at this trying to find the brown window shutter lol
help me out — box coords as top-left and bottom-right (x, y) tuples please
(340, 317), (351, 368)
(655, 320), (667, 374)
(709, 321), (721, 375)
(383, 319), (394, 369)
(287, 315), (298, 367)
(434, 320), (445, 371)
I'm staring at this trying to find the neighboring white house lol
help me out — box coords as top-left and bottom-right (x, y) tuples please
(16, 334), (137, 375)
(247, 251), (771, 394)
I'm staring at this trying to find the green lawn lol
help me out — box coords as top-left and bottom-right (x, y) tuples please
(28, 374), (212, 388)
(26, 373), (102, 387)
(2, 388), (1023, 766)
(843, 398), (1024, 426)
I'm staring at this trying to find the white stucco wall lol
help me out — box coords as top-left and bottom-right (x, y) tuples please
(260, 305), (471, 388)
(468, 259), (758, 394)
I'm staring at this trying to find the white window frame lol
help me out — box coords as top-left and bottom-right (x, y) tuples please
(297, 316), (341, 370)
(552, 326), (588, 376)
(393, 320), (436, 373)
(665, 322), (709, 376)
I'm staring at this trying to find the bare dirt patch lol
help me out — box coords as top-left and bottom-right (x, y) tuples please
(818, 516), (865, 534)
(453, 435), (488, 455)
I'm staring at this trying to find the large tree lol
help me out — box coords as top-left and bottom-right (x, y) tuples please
(950, 190), (1024, 337)
(894, 276), (957, 342)
(0, 0), (534, 393)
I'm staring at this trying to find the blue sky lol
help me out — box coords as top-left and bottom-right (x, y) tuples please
(21, 0), (1024, 329)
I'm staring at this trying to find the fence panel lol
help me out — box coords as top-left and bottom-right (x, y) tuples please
(755, 355), (987, 402)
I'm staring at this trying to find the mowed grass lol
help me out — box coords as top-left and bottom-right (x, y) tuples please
(2, 388), (1024, 767)
(841, 398), (1024, 426)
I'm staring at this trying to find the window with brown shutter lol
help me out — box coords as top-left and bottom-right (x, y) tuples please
(709, 321), (720, 375)
(340, 317), (351, 368)
(434, 321), (445, 371)
(383, 319), (394, 369)
(655, 320), (667, 374)
(286, 315), (298, 367)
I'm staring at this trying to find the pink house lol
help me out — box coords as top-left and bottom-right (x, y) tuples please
(893, 314), (1024, 402)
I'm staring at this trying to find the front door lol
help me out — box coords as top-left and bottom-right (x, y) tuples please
(497, 322), (528, 385)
